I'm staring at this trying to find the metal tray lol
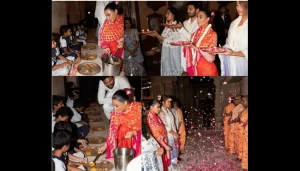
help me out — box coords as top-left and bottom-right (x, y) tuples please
(77, 62), (101, 76)
(81, 53), (97, 60)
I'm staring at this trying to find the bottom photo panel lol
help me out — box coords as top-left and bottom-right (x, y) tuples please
(141, 76), (248, 171)
(52, 76), (248, 171)
(52, 76), (142, 171)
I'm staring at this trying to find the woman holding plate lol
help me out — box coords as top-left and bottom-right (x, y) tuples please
(148, 7), (183, 76)
(183, 9), (218, 76)
(218, 1), (248, 76)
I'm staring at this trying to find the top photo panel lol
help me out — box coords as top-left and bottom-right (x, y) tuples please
(124, 1), (247, 76)
(52, 1), (247, 77)
(52, 1), (125, 76)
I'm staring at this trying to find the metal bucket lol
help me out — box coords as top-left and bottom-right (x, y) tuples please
(113, 148), (135, 171)
(101, 55), (123, 76)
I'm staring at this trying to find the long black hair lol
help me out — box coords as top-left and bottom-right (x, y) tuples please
(146, 99), (159, 111)
(142, 117), (151, 140)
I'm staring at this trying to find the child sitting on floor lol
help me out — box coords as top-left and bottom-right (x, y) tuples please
(52, 130), (71, 171)
(66, 88), (81, 108)
(70, 25), (82, 51)
(59, 25), (81, 63)
(54, 121), (87, 171)
(76, 24), (87, 45)
(70, 98), (90, 139)
(52, 36), (71, 76)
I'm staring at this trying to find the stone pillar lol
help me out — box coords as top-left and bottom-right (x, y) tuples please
(213, 77), (224, 129)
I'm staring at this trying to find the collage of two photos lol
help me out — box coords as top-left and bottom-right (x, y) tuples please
(52, 1), (248, 171)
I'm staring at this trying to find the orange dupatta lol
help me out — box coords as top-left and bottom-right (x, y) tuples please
(106, 101), (141, 158)
(99, 14), (124, 58)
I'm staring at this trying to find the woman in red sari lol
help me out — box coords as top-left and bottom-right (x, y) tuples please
(183, 9), (218, 76)
(99, 2), (124, 59)
(98, 89), (141, 159)
(146, 99), (171, 171)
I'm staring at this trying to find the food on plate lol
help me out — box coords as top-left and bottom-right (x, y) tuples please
(90, 167), (97, 171)
(80, 67), (93, 75)
(85, 151), (92, 156)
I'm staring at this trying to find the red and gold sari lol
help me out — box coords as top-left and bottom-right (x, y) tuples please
(105, 101), (141, 159)
(183, 24), (218, 76)
(147, 112), (170, 171)
(99, 14), (124, 59)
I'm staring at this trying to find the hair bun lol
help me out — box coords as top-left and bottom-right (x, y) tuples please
(123, 88), (132, 95)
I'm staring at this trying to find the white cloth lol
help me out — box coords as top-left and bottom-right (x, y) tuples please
(171, 108), (179, 131)
(75, 30), (87, 44)
(70, 108), (82, 127)
(178, 18), (199, 72)
(126, 155), (141, 171)
(69, 152), (87, 170)
(52, 59), (70, 76)
(95, 1), (109, 26)
(160, 21), (182, 76)
(178, 18), (199, 41)
(141, 135), (163, 171)
(60, 36), (68, 48)
(97, 76), (131, 104)
(52, 120), (56, 133)
(52, 112), (56, 121)
(219, 16), (248, 76)
(76, 39), (87, 45)
(103, 103), (114, 120)
(97, 76), (131, 119)
(95, 1), (109, 42)
(66, 98), (74, 108)
(160, 107), (177, 141)
(52, 158), (66, 171)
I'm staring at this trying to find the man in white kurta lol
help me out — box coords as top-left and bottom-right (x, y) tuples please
(97, 76), (131, 120)
(177, 2), (200, 73)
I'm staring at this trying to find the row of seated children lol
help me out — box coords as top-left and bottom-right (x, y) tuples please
(52, 95), (91, 171)
(52, 23), (88, 76)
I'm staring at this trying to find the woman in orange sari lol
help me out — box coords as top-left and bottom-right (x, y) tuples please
(239, 96), (248, 170)
(183, 9), (218, 76)
(146, 99), (171, 171)
(223, 96), (236, 152)
(99, 2), (124, 59)
(228, 95), (244, 155)
(98, 89), (141, 159)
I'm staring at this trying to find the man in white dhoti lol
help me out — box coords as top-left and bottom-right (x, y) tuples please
(177, 1), (200, 73)
(95, 1), (110, 42)
(97, 76), (131, 120)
